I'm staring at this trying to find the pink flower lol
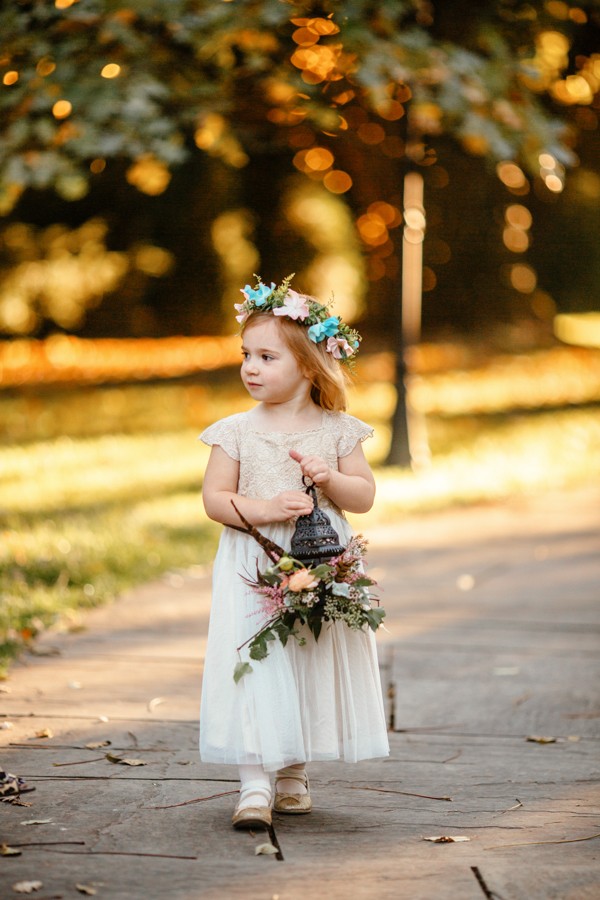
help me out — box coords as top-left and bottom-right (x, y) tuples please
(234, 302), (250, 324)
(287, 568), (320, 592)
(326, 336), (355, 359)
(273, 290), (310, 321)
(255, 584), (286, 617)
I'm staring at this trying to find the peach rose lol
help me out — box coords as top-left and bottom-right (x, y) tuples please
(287, 569), (320, 592)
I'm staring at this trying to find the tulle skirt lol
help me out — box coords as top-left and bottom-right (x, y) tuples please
(199, 517), (390, 772)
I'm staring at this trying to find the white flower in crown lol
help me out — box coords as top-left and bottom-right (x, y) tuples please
(272, 289), (310, 321)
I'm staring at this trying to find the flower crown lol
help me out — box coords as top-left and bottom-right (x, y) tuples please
(234, 274), (361, 363)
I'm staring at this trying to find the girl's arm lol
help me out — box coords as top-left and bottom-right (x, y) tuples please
(289, 443), (376, 514)
(202, 446), (314, 527)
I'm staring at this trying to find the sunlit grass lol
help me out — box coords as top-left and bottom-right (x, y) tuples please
(368, 407), (600, 520)
(1, 493), (220, 673)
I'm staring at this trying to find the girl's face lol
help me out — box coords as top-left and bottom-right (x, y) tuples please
(241, 317), (310, 405)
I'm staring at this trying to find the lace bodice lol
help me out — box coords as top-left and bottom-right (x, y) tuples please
(200, 411), (372, 513)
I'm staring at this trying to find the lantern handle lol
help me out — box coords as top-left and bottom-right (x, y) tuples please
(302, 475), (318, 503)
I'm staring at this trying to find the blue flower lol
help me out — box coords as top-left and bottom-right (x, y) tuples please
(307, 316), (340, 343)
(242, 282), (275, 306)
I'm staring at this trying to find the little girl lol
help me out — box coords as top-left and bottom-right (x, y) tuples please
(199, 277), (389, 830)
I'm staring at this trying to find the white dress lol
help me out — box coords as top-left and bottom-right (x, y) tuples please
(199, 410), (389, 772)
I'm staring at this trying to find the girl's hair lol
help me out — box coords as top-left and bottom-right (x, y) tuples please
(242, 310), (349, 411)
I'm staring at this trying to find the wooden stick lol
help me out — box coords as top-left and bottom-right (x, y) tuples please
(230, 500), (286, 563)
(351, 785), (452, 801)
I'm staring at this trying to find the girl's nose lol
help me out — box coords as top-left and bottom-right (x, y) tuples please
(244, 357), (259, 374)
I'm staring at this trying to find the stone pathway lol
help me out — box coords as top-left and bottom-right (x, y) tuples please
(1, 487), (599, 899)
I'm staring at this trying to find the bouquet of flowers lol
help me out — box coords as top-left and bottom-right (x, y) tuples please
(231, 502), (385, 682)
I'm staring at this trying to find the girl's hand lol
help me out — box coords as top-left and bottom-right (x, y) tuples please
(267, 489), (314, 522)
(289, 449), (332, 487)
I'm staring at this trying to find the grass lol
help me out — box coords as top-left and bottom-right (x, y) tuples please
(2, 348), (600, 674)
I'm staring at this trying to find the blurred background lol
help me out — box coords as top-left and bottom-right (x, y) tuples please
(1, 0), (599, 668)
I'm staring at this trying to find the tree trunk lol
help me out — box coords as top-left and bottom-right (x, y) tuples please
(385, 346), (412, 467)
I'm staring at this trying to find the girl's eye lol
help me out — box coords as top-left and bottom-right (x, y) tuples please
(262, 354), (274, 362)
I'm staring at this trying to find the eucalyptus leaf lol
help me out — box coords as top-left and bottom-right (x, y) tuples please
(233, 661), (253, 683)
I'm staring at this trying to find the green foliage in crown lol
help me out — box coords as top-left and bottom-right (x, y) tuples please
(234, 274), (361, 363)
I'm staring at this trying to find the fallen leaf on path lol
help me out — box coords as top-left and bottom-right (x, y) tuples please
(96, 715), (109, 723)
(105, 752), (146, 767)
(147, 697), (166, 712)
(12, 882), (43, 893)
(526, 735), (557, 743)
(85, 741), (111, 750)
(76, 885), (97, 895)
(34, 728), (53, 739)
(0, 721), (14, 729)
(423, 835), (471, 843)
(255, 842), (278, 855)
(20, 819), (52, 826)
(0, 844), (22, 856)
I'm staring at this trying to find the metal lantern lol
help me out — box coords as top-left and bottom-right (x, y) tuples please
(290, 479), (346, 566)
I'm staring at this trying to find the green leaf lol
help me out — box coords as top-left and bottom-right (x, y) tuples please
(249, 628), (276, 660)
(311, 564), (335, 579)
(234, 661), (253, 683)
(364, 607), (386, 631)
(310, 617), (323, 642)
(273, 619), (296, 647)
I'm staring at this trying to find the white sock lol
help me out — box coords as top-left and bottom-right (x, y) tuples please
(238, 764), (272, 809)
(276, 763), (308, 796)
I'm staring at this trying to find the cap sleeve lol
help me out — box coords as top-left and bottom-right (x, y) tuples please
(335, 413), (374, 457)
(199, 415), (241, 461)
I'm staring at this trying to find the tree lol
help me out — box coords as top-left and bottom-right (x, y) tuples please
(1, 0), (598, 462)
(2, 1), (593, 207)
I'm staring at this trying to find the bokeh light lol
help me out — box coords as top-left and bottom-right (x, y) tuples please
(323, 170), (353, 193)
(36, 58), (56, 77)
(101, 64), (121, 79)
(126, 157), (171, 195)
(52, 100), (72, 119)
(496, 162), (527, 190)
(510, 263), (537, 293)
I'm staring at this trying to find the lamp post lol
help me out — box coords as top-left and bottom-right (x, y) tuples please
(386, 169), (430, 467)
